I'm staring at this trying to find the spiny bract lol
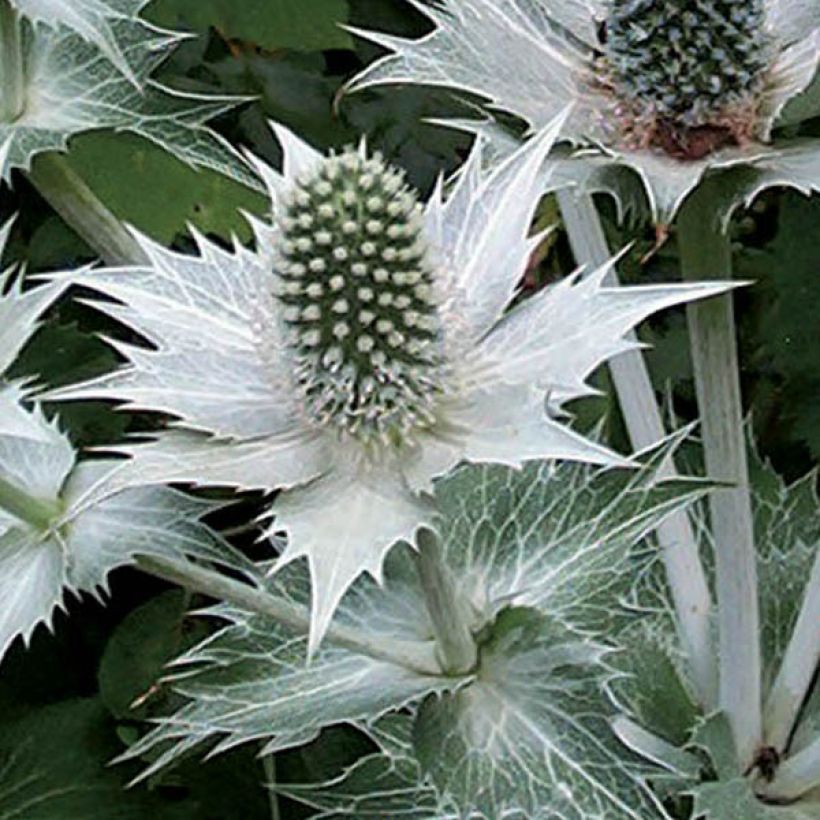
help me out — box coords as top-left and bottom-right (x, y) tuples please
(604, 0), (773, 131)
(274, 148), (442, 443)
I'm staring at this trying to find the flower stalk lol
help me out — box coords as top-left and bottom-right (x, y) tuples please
(28, 153), (149, 266)
(416, 527), (477, 675)
(678, 191), (761, 769)
(0, 474), (60, 531)
(136, 554), (443, 676)
(558, 189), (717, 708)
(0, 0), (25, 123)
(764, 546), (820, 752)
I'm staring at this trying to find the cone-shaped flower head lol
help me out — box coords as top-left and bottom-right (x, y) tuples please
(273, 148), (442, 444)
(48, 115), (732, 652)
(604, 0), (773, 141)
(347, 0), (820, 222)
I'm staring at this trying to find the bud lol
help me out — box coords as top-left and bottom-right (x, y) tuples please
(274, 147), (442, 443)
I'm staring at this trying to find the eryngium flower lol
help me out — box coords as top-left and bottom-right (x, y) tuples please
(347, 0), (820, 222)
(50, 117), (729, 650)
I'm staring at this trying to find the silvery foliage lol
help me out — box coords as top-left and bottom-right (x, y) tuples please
(0, 217), (68, 439)
(0, 236), (251, 663)
(346, 0), (820, 225)
(0, 0), (256, 187)
(47, 115), (731, 652)
(611, 445), (820, 817)
(121, 435), (713, 818)
(0, 406), (249, 663)
(9, 0), (148, 85)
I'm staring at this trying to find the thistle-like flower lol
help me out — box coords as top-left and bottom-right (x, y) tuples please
(347, 0), (820, 222)
(51, 116), (730, 650)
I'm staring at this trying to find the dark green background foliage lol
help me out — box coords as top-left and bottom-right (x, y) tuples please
(0, 1), (817, 817)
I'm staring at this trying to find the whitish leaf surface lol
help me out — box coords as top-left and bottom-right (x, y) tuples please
(0, 406), (248, 663)
(433, 431), (712, 636)
(0, 13), (257, 187)
(123, 438), (710, 816)
(120, 552), (453, 784)
(415, 606), (663, 819)
(10, 0), (150, 85)
(0, 268), (67, 438)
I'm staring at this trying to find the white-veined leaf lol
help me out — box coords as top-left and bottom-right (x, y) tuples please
(0, 13), (258, 188)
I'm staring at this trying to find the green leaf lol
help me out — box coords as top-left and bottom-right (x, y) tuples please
(279, 715), (450, 818)
(120, 550), (454, 784)
(414, 606), (662, 818)
(692, 778), (820, 819)
(148, 0), (352, 52)
(121, 436), (710, 815)
(1, 13), (257, 188)
(0, 698), (197, 819)
(434, 431), (712, 637)
(10, 0), (150, 85)
(99, 590), (209, 720)
(741, 194), (820, 462)
(58, 131), (267, 244)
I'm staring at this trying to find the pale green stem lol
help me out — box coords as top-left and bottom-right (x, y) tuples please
(416, 528), (477, 675)
(558, 190), (717, 709)
(611, 716), (702, 779)
(678, 196), (761, 770)
(764, 546), (820, 752)
(0, 474), (60, 530)
(759, 734), (820, 802)
(0, 0), (25, 123)
(262, 753), (281, 820)
(135, 554), (442, 677)
(28, 153), (149, 266)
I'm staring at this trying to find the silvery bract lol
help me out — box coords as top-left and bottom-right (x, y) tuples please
(347, 0), (820, 222)
(0, 397), (244, 664)
(0, 216), (68, 439)
(0, 245), (247, 663)
(120, 437), (712, 818)
(51, 115), (730, 651)
(0, 0), (255, 186)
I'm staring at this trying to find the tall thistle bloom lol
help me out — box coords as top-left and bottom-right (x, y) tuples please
(347, 0), (820, 222)
(50, 117), (729, 650)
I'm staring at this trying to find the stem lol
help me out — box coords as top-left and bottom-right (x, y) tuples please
(611, 716), (702, 778)
(0, 474), (60, 530)
(415, 528), (477, 675)
(28, 153), (149, 266)
(262, 753), (281, 820)
(558, 190), (717, 708)
(136, 554), (442, 677)
(764, 547), (820, 751)
(759, 734), (820, 802)
(0, 0), (25, 123)
(678, 194), (761, 769)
